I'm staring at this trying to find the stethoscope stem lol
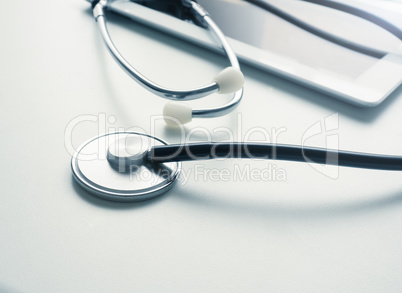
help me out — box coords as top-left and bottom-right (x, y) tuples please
(148, 142), (402, 171)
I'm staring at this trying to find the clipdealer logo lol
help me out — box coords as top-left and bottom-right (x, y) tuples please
(65, 112), (339, 182)
(128, 163), (287, 185)
(179, 163), (286, 185)
(301, 113), (339, 179)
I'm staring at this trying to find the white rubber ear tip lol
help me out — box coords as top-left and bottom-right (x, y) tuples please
(163, 102), (193, 126)
(213, 67), (244, 94)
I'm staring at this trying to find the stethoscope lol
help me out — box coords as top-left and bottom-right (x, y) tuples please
(75, 1), (402, 202)
(90, 0), (244, 125)
(72, 132), (402, 202)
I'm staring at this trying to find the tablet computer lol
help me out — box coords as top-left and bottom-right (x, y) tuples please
(105, 0), (402, 106)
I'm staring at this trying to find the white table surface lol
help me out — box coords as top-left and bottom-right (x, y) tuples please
(1, 1), (402, 292)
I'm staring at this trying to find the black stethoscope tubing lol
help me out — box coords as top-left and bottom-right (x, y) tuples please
(149, 142), (402, 171)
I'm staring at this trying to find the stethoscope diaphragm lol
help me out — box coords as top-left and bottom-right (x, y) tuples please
(71, 132), (181, 202)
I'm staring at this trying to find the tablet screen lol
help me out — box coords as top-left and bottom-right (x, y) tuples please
(196, 0), (401, 80)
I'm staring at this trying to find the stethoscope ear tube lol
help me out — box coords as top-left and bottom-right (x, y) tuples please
(91, 0), (244, 124)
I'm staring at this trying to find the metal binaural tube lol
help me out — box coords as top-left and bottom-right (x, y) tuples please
(91, 0), (244, 119)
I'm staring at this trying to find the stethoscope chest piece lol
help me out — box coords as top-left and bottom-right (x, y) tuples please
(71, 132), (181, 202)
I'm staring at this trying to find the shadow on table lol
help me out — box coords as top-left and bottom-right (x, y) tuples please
(172, 185), (402, 220)
(71, 176), (169, 210)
